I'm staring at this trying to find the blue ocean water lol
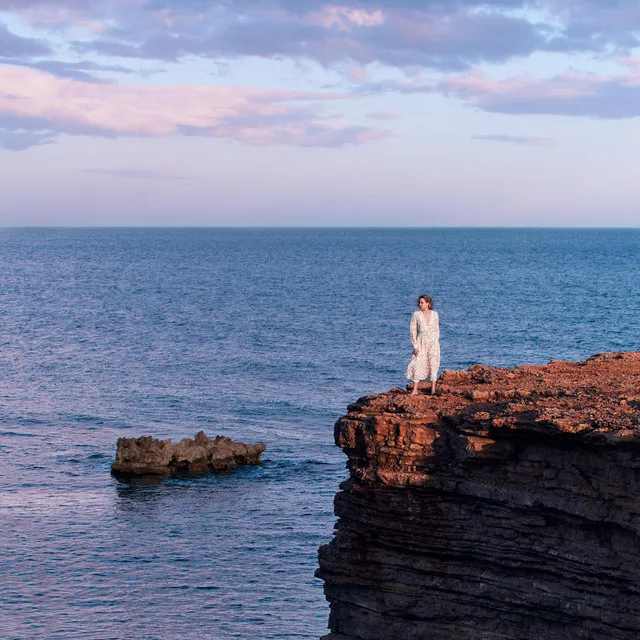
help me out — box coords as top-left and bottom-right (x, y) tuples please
(1, 228), (639, 639)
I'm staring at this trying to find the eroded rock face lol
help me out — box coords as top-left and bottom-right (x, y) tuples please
(317, 353), (640, 640)
(112, 431), (266, 476)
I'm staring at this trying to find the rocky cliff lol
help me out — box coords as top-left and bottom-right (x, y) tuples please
(317, 352), (640, 640)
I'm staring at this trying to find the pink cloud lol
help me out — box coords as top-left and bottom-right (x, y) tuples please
(345, 65), (369, 83)
(0, 64), (390, 149)
(436, 67), (639, 107)
(343, 8), (386, 27)
(306, 6), (386, 31)
(363, 62), (640, 119)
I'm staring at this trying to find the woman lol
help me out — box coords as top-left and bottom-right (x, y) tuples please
(406, 294), (440, 396)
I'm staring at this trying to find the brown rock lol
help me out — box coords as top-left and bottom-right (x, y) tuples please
(111, 430), (266, 476)
(317, 352), (640, 640)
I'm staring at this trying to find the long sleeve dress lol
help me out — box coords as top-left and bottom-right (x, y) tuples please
(406, 310), (440, 383)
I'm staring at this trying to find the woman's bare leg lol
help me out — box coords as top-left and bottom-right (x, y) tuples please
(411, 381), (420, 396)
(430, 380), (436, 395)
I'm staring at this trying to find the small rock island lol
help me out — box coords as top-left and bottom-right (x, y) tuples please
(317, 352), (640, 640)
(112, 431), (266, 476)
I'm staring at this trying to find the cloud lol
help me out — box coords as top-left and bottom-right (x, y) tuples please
(472, 134), (554, 146)
(345, 65), (369, 83)
(73, 7), (554, 71)
(85, 168), (190, 180)
(0, 127), (53, 150)
(0, 22), (51, 57)
(305, 6), (386, 30)
(360, 61), (640, 120)
(2, 1), (640, 78)
(0, 63), (390, 150)
(439, 66), (640, 119)
(543, 0), (640, 51)
(1, 58), (153, 82)
(366, 111), (399, 121)
(2, 1), (640, 130)
(25, 1), (636, 72)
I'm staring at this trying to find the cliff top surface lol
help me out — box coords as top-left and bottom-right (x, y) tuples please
(345, 352), (640, 446)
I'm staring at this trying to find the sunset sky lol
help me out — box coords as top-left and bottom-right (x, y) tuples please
(1, 0), (640, 226)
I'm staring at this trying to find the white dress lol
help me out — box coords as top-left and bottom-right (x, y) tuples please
(406, 310), (440, 382)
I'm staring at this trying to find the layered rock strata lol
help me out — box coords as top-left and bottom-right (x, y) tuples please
(317, 352), (640, 640)
(112, 431), (266, 476)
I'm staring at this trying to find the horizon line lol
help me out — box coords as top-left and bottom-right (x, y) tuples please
(2, 224), (640, 231)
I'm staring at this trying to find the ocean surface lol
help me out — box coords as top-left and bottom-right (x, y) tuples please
(1, 228), (639, 640)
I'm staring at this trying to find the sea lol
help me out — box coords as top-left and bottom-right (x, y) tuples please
(1, 228), (639, 640)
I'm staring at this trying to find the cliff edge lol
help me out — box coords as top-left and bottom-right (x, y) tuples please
(317, 352), (640, 640)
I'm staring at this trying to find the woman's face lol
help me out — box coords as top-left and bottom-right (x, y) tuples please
(418, 298), (429, 311)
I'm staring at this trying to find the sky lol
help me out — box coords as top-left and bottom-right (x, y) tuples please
(1, 0), (640, 226)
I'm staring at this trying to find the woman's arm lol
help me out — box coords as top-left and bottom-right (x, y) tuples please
(435, 312), (440, 342)
(410, 312), (419, 356)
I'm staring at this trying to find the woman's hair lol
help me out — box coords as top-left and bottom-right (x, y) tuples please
(417, 294), (434, 310)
